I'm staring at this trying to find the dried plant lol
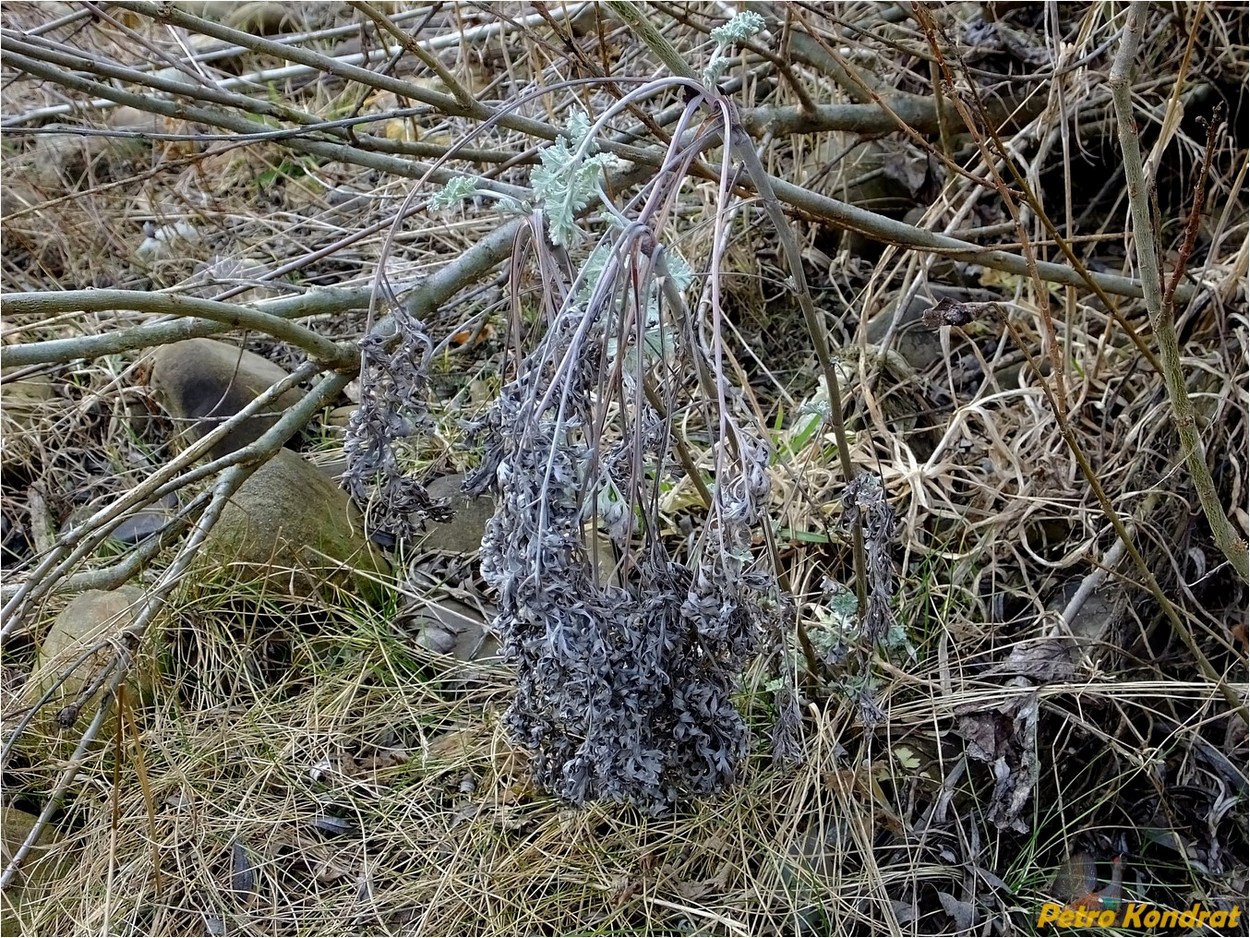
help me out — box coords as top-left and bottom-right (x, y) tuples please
(450, 98), (786, 811)
(343, 306), (447, 539)
(842, 473), (898, 645)
(4, 4), (1244, 933)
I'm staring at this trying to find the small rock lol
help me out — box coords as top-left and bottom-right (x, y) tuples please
(28, 586), (156, 755)
(170, 1), (227, 18)
(29, 133), (149, 192)
(148, 338), (307, 461)
(1047, 577), (1117, 647)
(136, 220), (199, 263)
(106, 106), (165, 135)
(192, 448), (390, 603)
(61, 492), (177, 547)
(1, 176), (42, 219)
(400, 475), (500, 664)
(421, 474), (494, 555)
(826, 137), (924, 259)
(110, 510), (170, 546)
(1, 374), (62, 475)
(1, 806), (66, 937)
(402, 475), (620, 665)
(864, 292), (945, 374)
(224, 1), (301, 34)
(324, 404), (356, 433)
(410, 594), (500, 663)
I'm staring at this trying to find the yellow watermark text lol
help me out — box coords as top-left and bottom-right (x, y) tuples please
(1037, 901), (1242, 931)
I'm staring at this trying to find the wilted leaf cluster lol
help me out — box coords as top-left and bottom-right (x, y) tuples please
(842, 473), (897, 644)
(342, 307), (447, 539)
(467, 302), (778, 812)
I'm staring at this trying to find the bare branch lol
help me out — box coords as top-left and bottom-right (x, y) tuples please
(1, 290), (355, 369)
(1109, 2), (1248, 581)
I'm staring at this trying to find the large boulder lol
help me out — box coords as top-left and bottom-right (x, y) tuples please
(148, 338), (307, 461)
(192, 448), (390, 603)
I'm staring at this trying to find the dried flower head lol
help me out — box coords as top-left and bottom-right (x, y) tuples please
(475, 357), (778, 812)
(921, 297), (1006, 329)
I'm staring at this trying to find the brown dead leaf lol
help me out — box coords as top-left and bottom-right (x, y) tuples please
(984, 638), (1076, 684)
(956, 687), (1040, 832)
(937, 890), (976, 931)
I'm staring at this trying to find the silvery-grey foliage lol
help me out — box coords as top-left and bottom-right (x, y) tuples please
(421, 106), (793, 812)
(471, 267), (779, 814)
(770, 684), (805, 765)
(343, 307), (448, 539)
(841, 474), (897, 644)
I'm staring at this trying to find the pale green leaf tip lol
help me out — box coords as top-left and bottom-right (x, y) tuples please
(710, 11), (765, 45)
(430, 175), (479, 210)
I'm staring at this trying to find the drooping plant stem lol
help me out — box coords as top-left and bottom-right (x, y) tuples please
(1109, 2), (1248, 582)
(729, 131), (869, 618)
(605, 0), (869, 613)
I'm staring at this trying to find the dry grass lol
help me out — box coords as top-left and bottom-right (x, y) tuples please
(2, 3), (1246, 935)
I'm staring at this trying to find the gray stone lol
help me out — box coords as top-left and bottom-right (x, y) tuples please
(411, 594), (500, 663)
(61, 492), (177, 546)
(865, 293), (943, 374)
(223, 1), (302, 34)
(420, 474), (494, 555)
(28, 586), (156, 755)
(106, 106), (165, 135)
(148, 338), (307, 461)
(192, 448), (390, 603)
(29, 132), (149, 192)
(401, 474), (500, 664)
(324, 404), (355, 432)
(1, 176), (42, 219)
(401, 475), (619, 665)
(825, 138), (924, 258)
(1, 374), (62, 474)
(1048, 577), (1118, 647)
(110, 510), (170, 546)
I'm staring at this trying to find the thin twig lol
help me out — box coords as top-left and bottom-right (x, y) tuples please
(349, 1), (475, 108)
(1, 4), (588, 127)
(1163, 110), (1221, 310)
(603, 0), (870, 614)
